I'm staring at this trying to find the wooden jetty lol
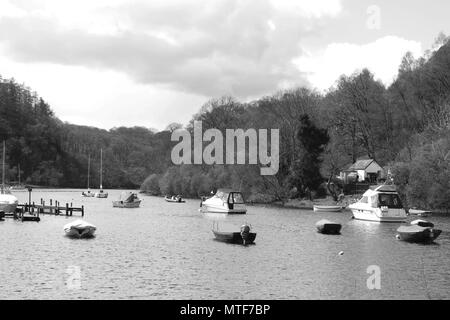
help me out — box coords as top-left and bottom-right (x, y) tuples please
(13, 198), (84, 218)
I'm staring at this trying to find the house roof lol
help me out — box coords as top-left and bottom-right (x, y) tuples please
(346, 159), (375, 171)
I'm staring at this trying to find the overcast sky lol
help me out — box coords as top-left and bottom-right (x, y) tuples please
(0, 0), (448, 130)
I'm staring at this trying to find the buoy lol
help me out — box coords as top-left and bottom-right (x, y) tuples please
(338, 251), (344, 256)
(396, 234), (401, 240)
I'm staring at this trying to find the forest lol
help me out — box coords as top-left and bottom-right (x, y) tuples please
(1, 34), (449, 210)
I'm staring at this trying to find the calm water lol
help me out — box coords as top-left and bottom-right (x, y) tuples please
(0, 189), (449, 300)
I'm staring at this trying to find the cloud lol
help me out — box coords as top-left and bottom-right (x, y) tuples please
(0, 0), (343, 98)
(295, 36), (423, 91)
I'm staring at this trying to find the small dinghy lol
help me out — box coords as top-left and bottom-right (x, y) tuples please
(165, 195), (186, 203)
(64, 219), (96, 238)
(212, 224), (256, 245)
(409, 209), (432, 217)
(316, 219), (342, 235)
(396, 225), (441, 243)
(313, 205), (343, 212)
(410, 219), (434, 228)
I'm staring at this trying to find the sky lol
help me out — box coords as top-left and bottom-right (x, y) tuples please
(0, 0), (448, 130)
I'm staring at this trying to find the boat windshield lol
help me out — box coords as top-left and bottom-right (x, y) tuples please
(378, 193), (403, 209)
(216, 190), (229, 202)
(229, 192), (244, 204)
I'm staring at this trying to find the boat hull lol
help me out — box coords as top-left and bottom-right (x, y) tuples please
(82, 192), (95, 198)
(95, 193), (108, 198)
(316, 220), (342, 235)
(201, 204), (247, 214)
(212, 230), (256, 244)
(112, 200), (141, 208)
(64, 227), (96, 238)
(397, 226), (441, 243)
(313, 205), (343, 212)
(165, 197), (186, 203)
(63, 220), (96, 239)
(0, 202), (18, 213)
(350, 208), (407, 223)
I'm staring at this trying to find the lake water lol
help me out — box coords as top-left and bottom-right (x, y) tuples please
(1, 189), (449, 300)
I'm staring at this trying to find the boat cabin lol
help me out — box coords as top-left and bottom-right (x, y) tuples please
(215, 189), (245, 208)
(359, 185), (404, 209)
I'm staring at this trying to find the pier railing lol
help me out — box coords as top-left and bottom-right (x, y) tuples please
(16, 199), (84, 217)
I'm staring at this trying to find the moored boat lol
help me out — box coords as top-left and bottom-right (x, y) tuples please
(64, 219), (96, 238)
(165, 195), (186, 203)
(0, 141), (18, 213)
(201, 189), (247, 214)
(113, 192), (141, 208)
(313, 205), (343, 212)
(408, 209), (432, 217)
(316, 219), (342, 235)
(349, 185), (407, 223)
(212, 224), (256, 245)
(396, 225), (441, 243)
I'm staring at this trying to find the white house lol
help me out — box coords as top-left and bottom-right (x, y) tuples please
(341, 159), (384, 184)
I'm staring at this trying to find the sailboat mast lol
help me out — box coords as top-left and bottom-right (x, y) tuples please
(18, 163), (21, 185)
(100, 149), (103, 189)
(1, 141), (5, 193)
(87, 155), (91, 190)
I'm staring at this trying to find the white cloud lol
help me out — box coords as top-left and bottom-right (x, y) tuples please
(295, 36), (423, 91)
(269, 0), (342, 18)
(0, 0), (343, 98)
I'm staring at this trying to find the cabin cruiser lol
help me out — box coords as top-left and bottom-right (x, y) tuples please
(200, 189), (247, 214)
(348, 185), (407, 223)
(64, 220), (97, 238)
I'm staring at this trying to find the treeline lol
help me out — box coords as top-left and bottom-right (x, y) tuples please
(0, 77), (175, 188)
(142, 34), (450, 210)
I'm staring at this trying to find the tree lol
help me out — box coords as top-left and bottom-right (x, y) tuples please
(289, 115), (329, 198)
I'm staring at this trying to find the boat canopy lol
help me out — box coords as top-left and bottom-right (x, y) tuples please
(63, 219), (96, 230)
(360, 186), (403, 208)
(118, 192), (138, 202)
(215, 189), (244, 204)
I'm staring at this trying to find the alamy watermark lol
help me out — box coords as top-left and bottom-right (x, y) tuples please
(171, 121), (279, 176)
(366, 265), (381, 290)
(366, 5), (381, 30)
(66, 265), (81, 290)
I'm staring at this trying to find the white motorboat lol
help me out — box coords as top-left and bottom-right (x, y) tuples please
(64, 219), (97, 238)
(0, 141), (18, 213)
(200, 189), (247, 214)
(348, 185), (407, 223)
(313, 205), (343, 212)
